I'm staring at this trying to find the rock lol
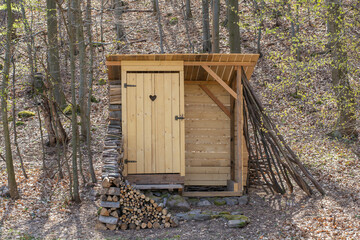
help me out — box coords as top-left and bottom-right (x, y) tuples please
(187, 198), (200, 206)
(95, 222), (108, 230)
(224, 197), (238, 206)
(227, 216), (250, 228)
(18, 111), (35, 118)
(153, 191), (162, 197)
(174, 213), (193, 221)
(197, 199), (212, 207)
(231, 211), (244, 215)
(214, 198), (226, 206)
(222, 214), (249, 221)
(238, 196), (249, 205)
(194, 213), (212, 221)
(166, 195), (191, 212)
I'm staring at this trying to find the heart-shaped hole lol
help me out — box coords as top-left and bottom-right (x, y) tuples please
(149, 95), (157, 101)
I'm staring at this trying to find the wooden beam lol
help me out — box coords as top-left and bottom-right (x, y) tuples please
(235, 68), (243, 192)
(184, 80), (218, 85)
(182, 191), (242, 197)
(184, 62), (256, 66)
(199, 85), (231, 118)
(133, 184), (184, 190)
(201, 65), (237, 99)
(126, 174), (185, 184)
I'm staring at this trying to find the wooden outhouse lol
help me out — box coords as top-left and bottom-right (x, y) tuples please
(106, 54), (259, 196)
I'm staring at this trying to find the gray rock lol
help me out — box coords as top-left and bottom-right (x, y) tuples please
(214, 198), (226, 206)
(166, 195), (191, 212)
(194, 213), (212, 221)
(224, 197), (238, 206)
(187, 198), (200, 206)
(197, 199), (212, 207)
(238, 196), (249, 205)
(174, 213), (193, 221)
(163, 197), (168, 206)
(153, 191), (162, 197)
(231, 211), (244, 215)
(188, 209), (201, 214)
(227, 216), (250, 228)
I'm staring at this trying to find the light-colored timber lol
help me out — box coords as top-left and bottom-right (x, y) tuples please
(106, 53), (259, 196)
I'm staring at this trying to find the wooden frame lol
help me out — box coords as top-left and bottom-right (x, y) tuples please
(106, 54), (259, 197)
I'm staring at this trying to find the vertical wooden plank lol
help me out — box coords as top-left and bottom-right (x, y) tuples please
(136, 73), (144, 173)
(155, 73), (165, 173)
(235, 68), (243, 192)
(164, 73), (173, 173)
(179, 70), (185, 176)
(122, 69), (128, 176)
(151, 74), (156, 173)
(127, 73), (137, 174)
(172, 73), (180, 173)
(143, 73), (152, 173)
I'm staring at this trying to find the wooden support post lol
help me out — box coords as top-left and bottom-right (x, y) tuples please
(199, 85), (231, 118)
(235, 67), (243, 192)
(201, 65), (238, 99)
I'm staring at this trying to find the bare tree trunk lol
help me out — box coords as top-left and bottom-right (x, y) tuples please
(154, 0), (164, 53)
(69, 0), (81, 203)
(100, 0), (104, 43)
(47, 0), (66, 108)
(2, 0), (19, 200)
(212, 0), (220, 53)
(35, 96), (47, 173)
(228, 0), (241, 53)
(202, 0), (211, 52)
(73, 0), (89, 141)
(86, 0), (97, 183)
(114, 0), (125, 49)
(11, 57), (28, 179)
(327, 0), (357, 138)
(185, 0), (192, 19)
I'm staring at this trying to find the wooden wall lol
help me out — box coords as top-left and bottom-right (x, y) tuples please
(184, 84), (231, 186)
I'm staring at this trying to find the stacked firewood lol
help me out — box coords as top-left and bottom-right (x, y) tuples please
(97, 176), (178, 230)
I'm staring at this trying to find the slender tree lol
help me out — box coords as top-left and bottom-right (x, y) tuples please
(47, 0), (66, 108)
(114, 0), (126, 48)
(228, 0), (241, 53)
(69, 0), (81, 203)
(327, 0), (357, 137)
(212, 0), (220, 53)
(2, 0), (19, 200)
(202, 0), (211, 52)
(185, 0), (192, 19)
(86, 0), (97, 183)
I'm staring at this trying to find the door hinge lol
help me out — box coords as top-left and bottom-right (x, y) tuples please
(124, 159), (137, 164)
(124, 83), (136, 88)
(175, 114), (185, 120)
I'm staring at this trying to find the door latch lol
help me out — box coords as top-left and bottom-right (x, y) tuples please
(175, 115), (185, 120)
(124, 159), (137, 164)
(124, 83), (136, 88)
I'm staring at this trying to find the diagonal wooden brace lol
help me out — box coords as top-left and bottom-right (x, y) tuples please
(199, 85), (231, 118)
(201, 64), (238, 99)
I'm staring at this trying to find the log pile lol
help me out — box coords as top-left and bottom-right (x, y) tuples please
(97, 177), (178, 230)
(97, 124), (178, 230)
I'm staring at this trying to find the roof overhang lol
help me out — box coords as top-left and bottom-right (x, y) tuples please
(106, 53), (259, 83)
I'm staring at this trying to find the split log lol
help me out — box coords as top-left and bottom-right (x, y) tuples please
(99, 215), (118, 225)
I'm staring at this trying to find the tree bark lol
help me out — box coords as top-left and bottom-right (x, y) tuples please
(2, 0), (19, 200)
(327, 0), (357, 137)
(185, 0), (192, 19)
(114, 0), (125, 48)
(212, 0), (220, 53)
(47, 0), (66, 108)
(69, 0), (81, 203)
(202, 0), (211, 52)
(73, 0), (89, 140)
(228, 0), (241, 53)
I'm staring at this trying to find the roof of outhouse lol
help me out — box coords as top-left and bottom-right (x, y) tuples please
(106, 53), (259, 83)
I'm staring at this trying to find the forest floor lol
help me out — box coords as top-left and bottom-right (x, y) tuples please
(1, 0), (360, 239)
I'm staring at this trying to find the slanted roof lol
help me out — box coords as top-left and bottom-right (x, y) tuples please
(106, 53), (259, 83)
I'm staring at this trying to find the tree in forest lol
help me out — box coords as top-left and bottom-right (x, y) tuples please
(2, 0), (20, 199)
(202, 0), (211, 52)
(228, 0), (241, 53)
(114, 0), (126, 49)
(212, 0), (220, 53)
(185, 0), (192, 19)
(47, 0), (66, 108)
(327, 0), (357, 138)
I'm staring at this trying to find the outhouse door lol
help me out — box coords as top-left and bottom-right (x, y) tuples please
(123, 72), (184, 175)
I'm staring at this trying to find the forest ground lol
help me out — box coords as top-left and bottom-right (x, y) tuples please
(1, 0), (360, 239)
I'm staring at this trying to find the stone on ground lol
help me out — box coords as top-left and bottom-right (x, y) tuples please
(166, 195), (191, 212)
(228, 217), (250, 228)
(197, 199), (212, 206)
(214, 198), (226, 206)
(238, 195), (249, 205)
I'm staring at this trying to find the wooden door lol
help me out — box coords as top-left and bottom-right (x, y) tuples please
(124, 72), (184, 175)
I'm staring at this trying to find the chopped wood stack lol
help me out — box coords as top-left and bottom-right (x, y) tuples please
(97, 176), (178, 230)
(97, 124), (178, 230)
